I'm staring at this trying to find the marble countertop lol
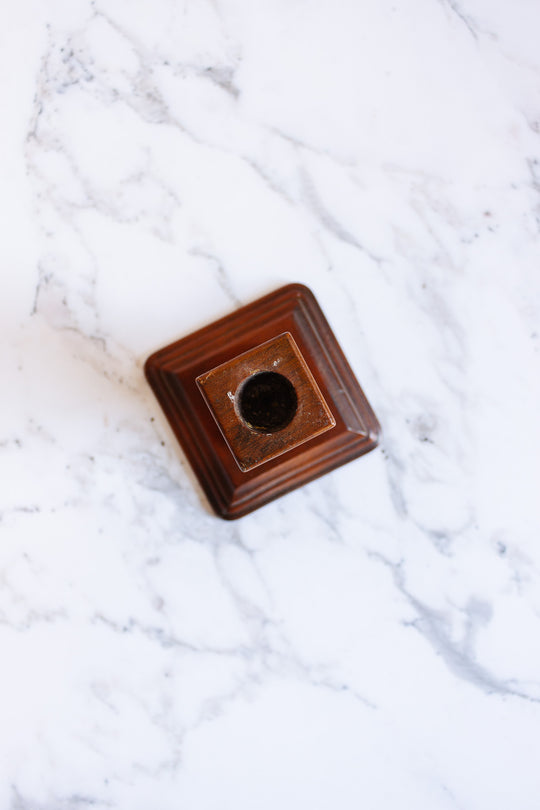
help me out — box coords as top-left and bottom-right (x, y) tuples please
(2, 1), (540, 808)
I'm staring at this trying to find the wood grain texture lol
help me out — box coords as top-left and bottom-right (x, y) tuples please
(144, 283), (380, 519)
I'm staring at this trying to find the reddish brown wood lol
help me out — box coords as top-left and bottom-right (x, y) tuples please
(196, 332), (335, 471)
(144, 283), (380, 519)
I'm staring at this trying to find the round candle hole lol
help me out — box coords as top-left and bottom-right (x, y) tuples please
(237, 371), (298, 433)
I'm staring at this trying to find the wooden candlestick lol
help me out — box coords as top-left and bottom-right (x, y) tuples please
(144, 283), (380, 519)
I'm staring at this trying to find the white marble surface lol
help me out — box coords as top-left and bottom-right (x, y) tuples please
(1, 0), (540, 807)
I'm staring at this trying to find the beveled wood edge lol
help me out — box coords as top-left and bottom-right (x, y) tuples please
(144, 286), (306, 374)
(226, 433), (378, 519)
(145, 365), (235, 511)
(293, 293), (380, 438)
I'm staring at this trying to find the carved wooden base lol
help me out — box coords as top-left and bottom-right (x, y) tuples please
(144, 283), (380, 519)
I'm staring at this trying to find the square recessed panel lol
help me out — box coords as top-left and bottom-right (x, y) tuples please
(144, 283), (380, 519)
(196, 332), (335, 471)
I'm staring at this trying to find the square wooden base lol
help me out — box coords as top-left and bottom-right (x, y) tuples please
(144, 283), (380, 519)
